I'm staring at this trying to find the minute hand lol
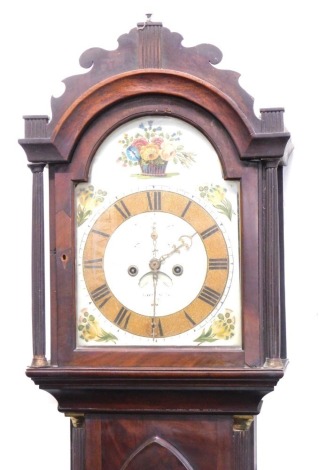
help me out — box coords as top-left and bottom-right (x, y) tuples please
(159, 233), (197, 263)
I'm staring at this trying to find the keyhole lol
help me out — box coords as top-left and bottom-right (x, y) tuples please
(61, 253), (68, 268)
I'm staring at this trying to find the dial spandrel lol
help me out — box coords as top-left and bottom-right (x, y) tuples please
(76, 116), (241, 347)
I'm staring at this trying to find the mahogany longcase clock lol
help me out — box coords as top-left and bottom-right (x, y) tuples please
(20, 17), (291, 470)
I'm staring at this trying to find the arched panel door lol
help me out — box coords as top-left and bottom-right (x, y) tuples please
(121, 436), (194, 470)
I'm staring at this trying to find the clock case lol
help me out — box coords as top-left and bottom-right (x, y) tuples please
(20, 20), (291, 470)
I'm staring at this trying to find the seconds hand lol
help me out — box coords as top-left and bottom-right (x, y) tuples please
(152, 271), (158, 340)
(150, 224), (159, 340)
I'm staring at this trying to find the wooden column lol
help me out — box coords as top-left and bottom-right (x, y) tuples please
(261, 108), (285, 367)
(28, 162), (48, 367)
(264, 160), (282, 365)
(233, 416), (255, 470)
(69, 415), (85, 470)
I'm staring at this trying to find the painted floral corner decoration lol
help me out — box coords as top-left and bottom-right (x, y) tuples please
(76, 185), (107, 226)
(78, 309), (118, 343)
(199, 185), (234, 220)
(194, 309), (236, 345)
(117, 120), (196, 176)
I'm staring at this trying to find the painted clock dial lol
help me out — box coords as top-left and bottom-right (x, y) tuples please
(81, 189), (231, 340)
(76, 116), (241, 347)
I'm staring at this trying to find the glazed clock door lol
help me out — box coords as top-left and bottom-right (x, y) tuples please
(75, 116), (241, 348)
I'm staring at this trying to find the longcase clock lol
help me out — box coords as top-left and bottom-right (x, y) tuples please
(20, 17), (291, 470)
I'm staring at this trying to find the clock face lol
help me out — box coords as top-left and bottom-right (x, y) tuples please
(76, 116), (241, 347)
(81, 189), (231, 340)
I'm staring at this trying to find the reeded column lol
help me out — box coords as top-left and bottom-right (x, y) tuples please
(28, 163), (48, 367)
(260, 108), (285, 368)
(69, 415), (85, 470)
(233, 415), (255, 470)
(264, 159), (282, 367)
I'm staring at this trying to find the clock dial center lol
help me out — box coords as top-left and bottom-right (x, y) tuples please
(149, 257), (161, 271)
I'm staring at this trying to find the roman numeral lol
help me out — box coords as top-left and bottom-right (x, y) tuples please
(208, 258), (228, 270)
(157, 319), (164, 337)
(114, 200), (131, 219)
(114, 307), (131, 329)
(181, 200), (192, 218)
(201, 225), (219, 239)
(91, 229), (110, 238)
(90, 283), (111, 308)
(147, 191), (162, 210)
(198, 286), (220, 307)
(184, 311), (196, 326)
(83, 258), (103, 269)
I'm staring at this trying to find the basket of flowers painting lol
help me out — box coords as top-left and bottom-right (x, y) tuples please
(117, 120), (196, 176)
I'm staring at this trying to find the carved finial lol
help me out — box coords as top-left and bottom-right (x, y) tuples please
(137, 13), (161, 31)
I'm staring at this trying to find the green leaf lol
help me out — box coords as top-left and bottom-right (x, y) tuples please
(96, 330), (118, 343)
(194, 326), (217, 344)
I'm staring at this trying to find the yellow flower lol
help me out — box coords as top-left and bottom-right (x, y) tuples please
(78, 186), (104, 212)
(78, 309), (103, 341)
(81, 318), (105, 341)
(140, 143), (161, 161)
(207, 186), (226, 206)
(211, 321), (228, 339)
(211, 309), (235, 340)
(78, 188), (93, 206)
